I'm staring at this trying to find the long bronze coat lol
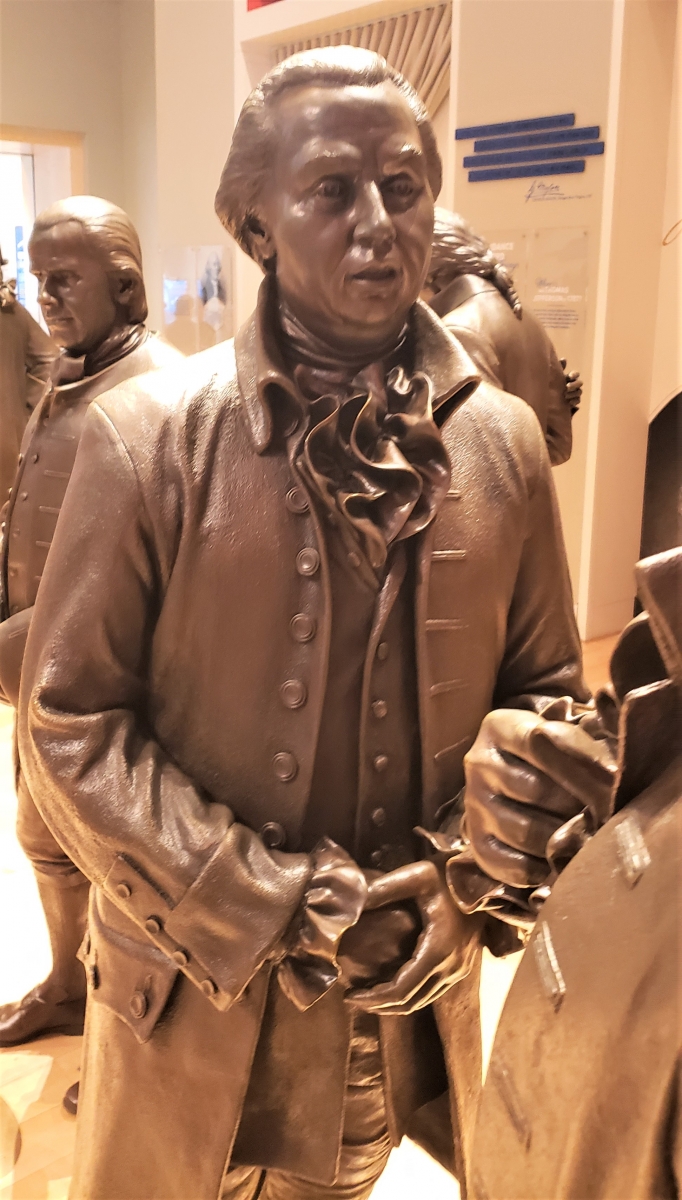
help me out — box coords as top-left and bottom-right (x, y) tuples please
(432, 275), (573, 466)
(471, 548), (682, 1200)
(19, 292), (586, 1200)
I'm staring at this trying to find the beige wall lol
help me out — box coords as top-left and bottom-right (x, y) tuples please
(0, 0), (124, 203)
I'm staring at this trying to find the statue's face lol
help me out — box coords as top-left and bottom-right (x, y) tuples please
(29, 222), (125, 353)
(256, 81), (435, 351)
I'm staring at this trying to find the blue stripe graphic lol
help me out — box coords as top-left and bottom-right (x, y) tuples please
(464, 142), (604, 168)
(469, 159), (586, 183)
(456, 113), (575, 140)
(473, 125), (600, 153)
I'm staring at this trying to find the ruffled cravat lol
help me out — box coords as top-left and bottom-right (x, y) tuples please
(278, 305), (451, 587)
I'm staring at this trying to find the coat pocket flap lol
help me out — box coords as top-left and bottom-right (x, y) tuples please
(85, 894), (179, 1044)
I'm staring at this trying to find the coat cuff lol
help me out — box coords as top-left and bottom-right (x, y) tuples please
(103, 824), (312, 1011)
(277, 837), (368, 1012)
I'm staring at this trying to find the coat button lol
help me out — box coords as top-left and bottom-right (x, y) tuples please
(373, 754), (389, 773)
(296, 548), (320, 576)
(129, 991), (148, 1019)
(348, 551), (361, 568)
(32, 453), (39, 464)
(286, 487), (309, 514)
(172, 949), (189, 967)
(273, 752), (298, 782)
(200, 978), (217, 998)
(371, 807), (386, 827)
(20, 493), (28, 501)
(290, 613), (316, 642)
(370, 850), (383, 867)
(145, 916), (162, 935)
(376, 642), (389, 662)
(280, 679), (307, 709)
(261, 821), (286, 849)
(116, 882), (132, 899)
(372, 700), (388, 719)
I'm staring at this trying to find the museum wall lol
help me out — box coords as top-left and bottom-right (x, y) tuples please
(0, 0), (125, 204)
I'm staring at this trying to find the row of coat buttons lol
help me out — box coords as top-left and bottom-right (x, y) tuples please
(274, 485), (315, 788)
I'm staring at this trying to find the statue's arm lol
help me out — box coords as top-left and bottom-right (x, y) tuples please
(17, 403), (318, 1012)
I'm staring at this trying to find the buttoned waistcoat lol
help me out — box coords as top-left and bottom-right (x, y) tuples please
(19, 296), (587, 1200)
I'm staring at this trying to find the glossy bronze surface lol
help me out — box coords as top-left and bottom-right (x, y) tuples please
(18, 50), (595, 1199)
(0, 197), (182, 1052)
(425, 209), (579, 466)
(472, 546), (682, 1200)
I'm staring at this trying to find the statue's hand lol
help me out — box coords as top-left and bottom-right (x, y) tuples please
(345, 861), (482, 1015)
(462, 709), (615, 890)
(337, 902), (420, 989)
(560, 358), (583, 412)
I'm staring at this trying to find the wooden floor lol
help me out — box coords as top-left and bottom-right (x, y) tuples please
(0, 635), (619, 1198)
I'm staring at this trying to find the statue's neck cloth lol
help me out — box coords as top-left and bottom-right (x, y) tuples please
(276, 292), (452, 584)
(53, 322), (147, 385)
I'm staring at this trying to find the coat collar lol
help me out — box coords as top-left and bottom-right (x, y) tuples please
(235, 274), (480, 454)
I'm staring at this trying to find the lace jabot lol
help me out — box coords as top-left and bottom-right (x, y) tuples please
(278, 303), (451, 585)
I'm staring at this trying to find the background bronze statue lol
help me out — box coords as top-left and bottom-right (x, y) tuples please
(0, 197), (182, 1064)
(471, 545), (682, 1200)
(19, 49), (603, 1200)
(424, 208), (582, 466)
(0, 247), (57, 503)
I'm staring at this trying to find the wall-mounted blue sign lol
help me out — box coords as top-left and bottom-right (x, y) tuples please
(456, 113), (605, 183)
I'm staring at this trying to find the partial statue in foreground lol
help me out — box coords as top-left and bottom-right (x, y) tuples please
(0, 246), (57, 502)
(20, 50), (604, 1200)
(424, 208), (582, 466)
(472, 544), (682, 1200)
(0, 197), (181, 1052)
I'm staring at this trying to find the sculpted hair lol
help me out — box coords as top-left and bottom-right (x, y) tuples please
(215, 46), (442, 268)
(31, 196), (148, 323)
(428, 207), (522, 317)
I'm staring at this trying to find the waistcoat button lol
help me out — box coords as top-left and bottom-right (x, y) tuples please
(129, 991), (148, 1019)
(280, 679), (307, 709)
(370, 850), (383, 867)
(376, 642), (389, 662)
(273, 752), (298, 782)
(371, 807), (386, 828)
(286, 487), (309, 514)
(116, 882), (132, 900)
(296, 548), (320, 576)
(261, 821), (287, 848)
(290, 613), (316, 642)
(32, 453), (39, 464)
(20, 493), (28, 501)
(373, 754), (389, 773)
(348, 551), (361, 568)
(17, 455), (23, 465)
(372, 700), (388, 719)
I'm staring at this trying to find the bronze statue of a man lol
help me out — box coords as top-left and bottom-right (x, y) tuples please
(424, 208), (582, 466)
(0, 247), (57, 502)
(19, 51), (602, 1200)
(471, 545), (682, 1200)
(0, 197), (182, 1050)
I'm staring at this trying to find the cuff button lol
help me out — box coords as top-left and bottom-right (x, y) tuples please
(145, 917), (162, 935)
(129, 991), (148, 1019)
(172, 949), (189, 967)
(200, 978), (217, 998)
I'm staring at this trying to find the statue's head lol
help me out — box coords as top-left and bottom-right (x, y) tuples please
(216, 47), (442, 353)
(29, 196), (147, 353)
(424, 207), (522, 317)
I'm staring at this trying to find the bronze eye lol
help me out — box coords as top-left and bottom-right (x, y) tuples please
(382, 176), (419, 204)
(316, 178), (349, 203)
